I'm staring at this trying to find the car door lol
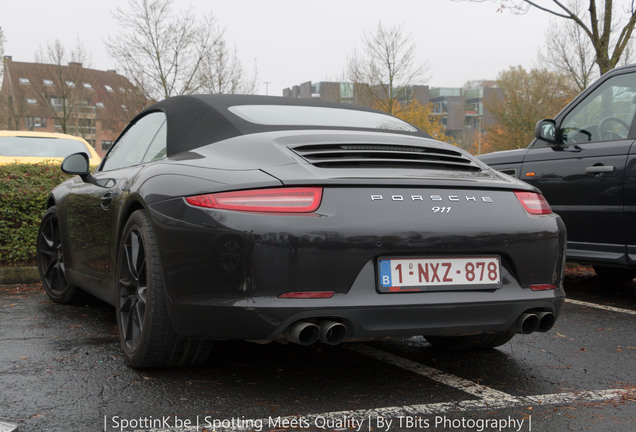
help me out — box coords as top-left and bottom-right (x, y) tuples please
(624, 141), (636, 263)
(62, 111), (167, 286)
(520, 72), (636, 263)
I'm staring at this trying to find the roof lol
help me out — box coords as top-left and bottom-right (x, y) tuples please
(0, 130), (91, 140)
(134, 94), (431, 156)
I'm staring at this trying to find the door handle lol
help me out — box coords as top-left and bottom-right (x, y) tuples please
(585, 165), (615, 174)
(101, 192), (113, 209)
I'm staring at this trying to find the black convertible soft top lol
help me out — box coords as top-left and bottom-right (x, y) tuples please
(131, 94), (430, 156)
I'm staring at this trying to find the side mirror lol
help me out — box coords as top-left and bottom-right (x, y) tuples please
(534, 119), (558, 144)
(61, 152), (90, 180)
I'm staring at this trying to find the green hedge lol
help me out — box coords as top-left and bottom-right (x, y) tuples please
(0, 163), (70, 266)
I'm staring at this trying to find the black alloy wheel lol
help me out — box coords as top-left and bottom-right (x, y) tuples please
(116, 210), (211, 368)
(118, 220), (148, 354)
(37, 206), (77, 303)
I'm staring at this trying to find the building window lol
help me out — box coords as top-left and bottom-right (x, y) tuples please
(43, 79), (54, 86)
(65, 81), (75, 88)
(25, 117), (47, 128)
(102, 140), (114, 151)
(340, 83), (353, 102)
(26, 98), (37, 104)
(311, 83), (320, 98)
(83, 82), (93, 89)
(19, 78), (30, 85)
(78, 118), (96, 135)
(54, 118), (96, 136)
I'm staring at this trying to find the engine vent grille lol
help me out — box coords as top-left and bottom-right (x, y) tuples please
(289, 144), (482, 171)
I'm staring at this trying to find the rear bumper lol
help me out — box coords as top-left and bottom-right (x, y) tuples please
(149, 186), (567, 341)
(169, 260), (565, 341)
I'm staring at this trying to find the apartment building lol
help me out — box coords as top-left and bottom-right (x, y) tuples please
(283, 81), (430, 106)
(283, 80), (501, 147)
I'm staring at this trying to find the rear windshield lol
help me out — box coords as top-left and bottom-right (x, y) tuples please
(229, 105), (418, 132)
(0, 136), (89, 158)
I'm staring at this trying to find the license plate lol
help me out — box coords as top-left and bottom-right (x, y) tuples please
(377, 256), (501, 293)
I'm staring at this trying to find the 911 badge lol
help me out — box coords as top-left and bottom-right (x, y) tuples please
(432, 206), (451, 213)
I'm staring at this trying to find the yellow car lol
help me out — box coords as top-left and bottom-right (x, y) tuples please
(0, 130), (101, 166)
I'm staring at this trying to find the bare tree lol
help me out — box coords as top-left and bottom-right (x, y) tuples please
(198, 39), (258, 94)
(347, 22), (429, 115)
(0, 26), (5, 77)
(31, 39), (91, 135)
(466, 0), (636, 75)
(0, 77), (28, 130)
(107, 0), (256, 101)
(0, 27), (7, 128)
(107, 0), (215, 100)
(537, 1), (598, 90)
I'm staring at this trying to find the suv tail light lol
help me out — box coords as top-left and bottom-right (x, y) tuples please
(186, 187), (323, 213)
(515, 191), (552, 215)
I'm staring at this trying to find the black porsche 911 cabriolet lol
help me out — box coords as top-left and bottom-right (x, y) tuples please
(37, 95), (566, 368)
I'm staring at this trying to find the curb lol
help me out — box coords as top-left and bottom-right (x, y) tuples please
(0, 266), (40, 285)
(0, 421), (18, 432)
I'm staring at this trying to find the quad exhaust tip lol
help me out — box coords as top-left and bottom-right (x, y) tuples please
(515, 311), (555, 334)
(284, 321), (320, 345)
(536, 311), (556, 332)
(285, 311), (554, 345)
(319, 320), (347, 345)
(517, 313), (540, 334)
(284, 320), (348, 346)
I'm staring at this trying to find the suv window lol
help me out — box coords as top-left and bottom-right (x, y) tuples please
(101, 112), (166, 171)
(561, 73), (636, 144)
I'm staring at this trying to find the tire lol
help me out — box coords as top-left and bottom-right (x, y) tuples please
(593, 265), (636, 282)
(37, 206), (78, 304)
(115, 210), (211, 368)
(424, 332), (515, 351)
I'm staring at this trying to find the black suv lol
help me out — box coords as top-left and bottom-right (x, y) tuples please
(479, 64), (636, 280)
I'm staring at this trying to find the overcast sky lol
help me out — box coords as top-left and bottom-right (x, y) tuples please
(2, 0), (551, 96)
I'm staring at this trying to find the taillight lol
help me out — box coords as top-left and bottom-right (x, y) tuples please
(530, 284), (557, 291)
(185, 187), (323, 213)
(514, 191), (552, 215)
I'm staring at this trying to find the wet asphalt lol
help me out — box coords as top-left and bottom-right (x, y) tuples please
(0, 271), (634, 432)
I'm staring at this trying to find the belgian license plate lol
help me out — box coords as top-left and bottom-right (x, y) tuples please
(377, 256), (501, 293)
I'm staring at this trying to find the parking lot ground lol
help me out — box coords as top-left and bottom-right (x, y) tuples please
(0, 275), (634, 432)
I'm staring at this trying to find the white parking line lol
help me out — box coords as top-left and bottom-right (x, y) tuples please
(346, 344), (520, 402)
(130, 297), (636, 432)
(139, 388), (630, 432)
(138, 344), (634, 432)
(232, 389), (627, 431)
(566, 298), (636, 315)
(0, 421), (18, 432)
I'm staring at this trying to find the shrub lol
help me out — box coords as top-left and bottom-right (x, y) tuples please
(0, 163), (70, 266)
